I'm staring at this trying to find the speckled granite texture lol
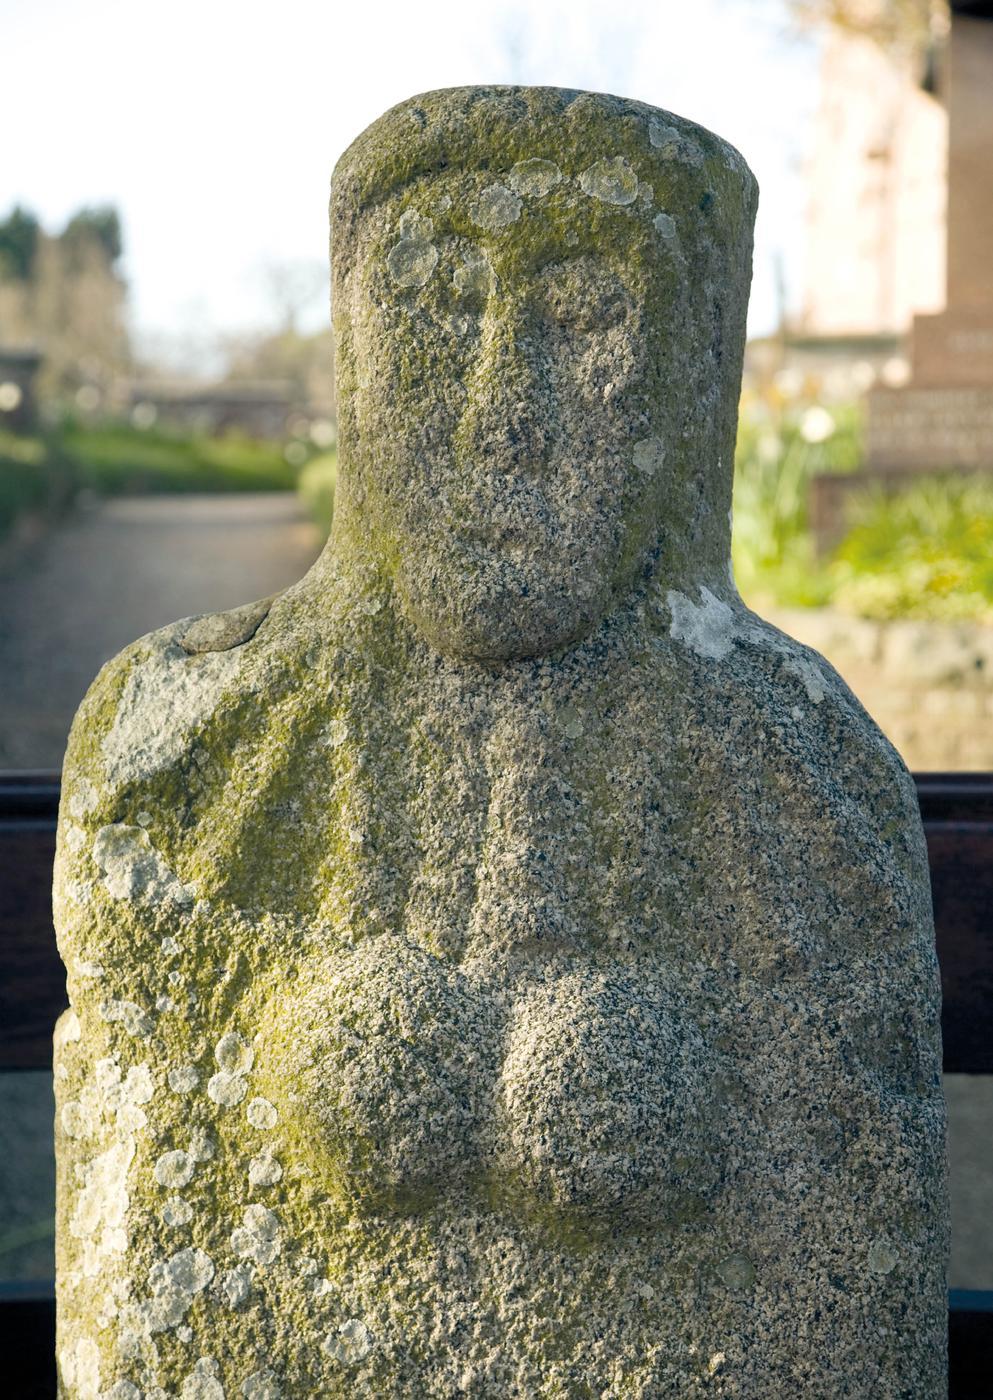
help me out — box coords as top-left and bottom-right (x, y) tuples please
(54, 87), (947, 1398)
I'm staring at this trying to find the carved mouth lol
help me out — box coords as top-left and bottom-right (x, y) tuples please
(457, 522), (544, 555)
(452, 479), (557, 556)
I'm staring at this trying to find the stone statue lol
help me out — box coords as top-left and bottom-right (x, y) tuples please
(54, 87), (947, 1398)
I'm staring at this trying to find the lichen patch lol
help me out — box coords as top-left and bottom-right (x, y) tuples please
(241, 1369), (282, 1399)
(102, 636), (243, 787)
(783, 654), (826, 704)
(99, 999), (155, 1039)
(323, 1317), (373, 1364)
(154, 1149), (196, 1188)
(220, 1262), (253, 1307)
(469, 183), (522, 230)
(207, 1069), (249, 1107)
(648, 118), (705, 167)
(248, 1151), (283, 1187)
(93, 823), (195, 907)
(162, 1195), (194, 1227)
(578, 156), (639, 206)
(453, 247), (494, 299)
(386, 210), (439, 289)
(632, 436), (666, 475)
(667, 587), (737, 661)
(180, 1356), (224, 1399)
(168, 1064), (200, 1095)
(246, 1097), (278, 1130)
(507, 158), (562, 197)
(230, 1204), (282, 1265)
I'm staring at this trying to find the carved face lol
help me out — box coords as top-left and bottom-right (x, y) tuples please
(344, 175), (676, 660)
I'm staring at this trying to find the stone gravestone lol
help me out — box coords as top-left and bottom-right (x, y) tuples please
(815, 7), (993, 541)
(53, 87), (947, 1397)
(868, 8), (993, 471)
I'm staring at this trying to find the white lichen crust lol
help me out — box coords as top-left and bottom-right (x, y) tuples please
(54, 86), (946, 1398)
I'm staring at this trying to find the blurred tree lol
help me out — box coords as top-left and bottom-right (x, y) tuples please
(260, 258), (327, 336)
(220, 325), (335, 416)
(0, 203), (129, 410)
(788, 0), (948, 56)
(61, 206), (123, 269)
(217, 258), (335, 416)
(0, 206), (41, 282)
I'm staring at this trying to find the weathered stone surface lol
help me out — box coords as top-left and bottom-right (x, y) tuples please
(55, 86), (946, 1397)
(180, 597), (277, 656)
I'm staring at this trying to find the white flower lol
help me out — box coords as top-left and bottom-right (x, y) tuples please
(799, 405), (835, 444)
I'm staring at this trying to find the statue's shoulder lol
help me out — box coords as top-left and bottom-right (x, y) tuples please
(737, 606), (929, 882)
(658, 590), (922, 844)
(56, 594), (283, 889)
(62, 593), (280, 799)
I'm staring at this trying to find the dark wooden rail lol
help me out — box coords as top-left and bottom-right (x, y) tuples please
(2, 770), (991, 1394)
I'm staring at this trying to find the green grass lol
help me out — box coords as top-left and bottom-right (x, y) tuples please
(61, 422), (299, 495)
(5, 407), (993, 627)
(0, 420), (308, 543)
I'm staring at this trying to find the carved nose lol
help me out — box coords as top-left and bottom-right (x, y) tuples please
(457, 317), (551, 473)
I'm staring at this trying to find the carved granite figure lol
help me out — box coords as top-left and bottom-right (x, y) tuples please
(54, 87), (947, 1398)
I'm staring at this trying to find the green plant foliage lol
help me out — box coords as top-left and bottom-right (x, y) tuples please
(731, 397), (861, 607)
(60, 423), (300, 495)
(732, 390), (993, 623)
(297, 452), (337, 538)
(0, 205), (41, 281)
(0, 422), (310, 543)
(0, 428), (75, 533)
(829, 476), (993, 622)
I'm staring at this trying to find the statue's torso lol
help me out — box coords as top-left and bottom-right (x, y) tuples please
(52, 586), (946, 1397)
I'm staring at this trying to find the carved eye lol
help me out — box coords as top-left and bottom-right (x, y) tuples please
(542, 283), (629, 333)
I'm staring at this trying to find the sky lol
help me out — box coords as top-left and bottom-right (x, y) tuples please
(1, 0), (820, 368)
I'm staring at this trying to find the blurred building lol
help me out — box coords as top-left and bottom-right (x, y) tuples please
(0, 347), (43, 431)
(0, 223), (128, 409)
(747, 14), (950, 403)
(811, 4), (993, 543)
(865, 6), (993, 472)
(128, 380), (298, 440)
(800, 27), (947, 339)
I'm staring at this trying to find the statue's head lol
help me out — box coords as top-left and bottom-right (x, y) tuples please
(329, 87), (757, 661)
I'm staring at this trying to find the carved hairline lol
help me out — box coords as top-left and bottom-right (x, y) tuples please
(329, 85), (758, 257)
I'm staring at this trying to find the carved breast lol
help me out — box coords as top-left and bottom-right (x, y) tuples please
(496, 968), (719, 1222)
(261, 936), (720, 1225)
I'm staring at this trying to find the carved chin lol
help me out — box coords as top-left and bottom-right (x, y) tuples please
(396, 553), (610, 662)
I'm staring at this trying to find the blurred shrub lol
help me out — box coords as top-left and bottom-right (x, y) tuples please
(732, 396), (861, 607)
(60, 422), (298, 495)
(0, 429), (76, 536)
(829, 476), (993, 623)
(297, 451), (337, 539)
(0, 421), (308, 542)
(733, 386), (993, 623)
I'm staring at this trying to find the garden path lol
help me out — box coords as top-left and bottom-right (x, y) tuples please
(0, 492), (320, 769)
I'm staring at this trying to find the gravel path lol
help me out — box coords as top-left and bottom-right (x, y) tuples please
(0, 493), (321, 769)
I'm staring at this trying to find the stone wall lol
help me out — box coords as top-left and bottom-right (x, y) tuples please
(764, 607), (993, 770)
